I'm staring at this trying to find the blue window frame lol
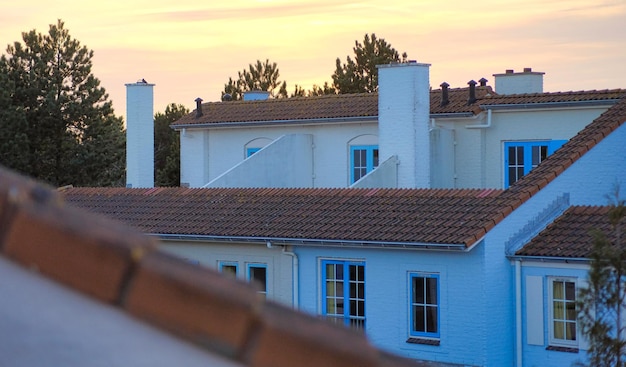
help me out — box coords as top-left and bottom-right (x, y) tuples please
(321, 260), (365, 329)
(410, 273), (439, 338)
(504, 140), (566, 187)
(218, 261), (238, 279)
(350, 145), (379, 183)
(246, 147), (261, 157)
(247, 263), (267, 297)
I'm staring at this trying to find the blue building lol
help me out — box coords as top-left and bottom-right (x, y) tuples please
(62, 64), (626, 366)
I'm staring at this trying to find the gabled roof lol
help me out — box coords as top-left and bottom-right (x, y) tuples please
(63, 187), (504, 248)
(171, 87), (625, 127)
(515, 206), (613, 258)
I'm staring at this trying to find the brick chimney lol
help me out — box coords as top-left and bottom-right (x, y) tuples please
(125, 79), (155, 188)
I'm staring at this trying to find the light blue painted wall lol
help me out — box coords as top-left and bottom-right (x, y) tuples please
(520, 264), (589, 367)
(295, 245), (495, 366)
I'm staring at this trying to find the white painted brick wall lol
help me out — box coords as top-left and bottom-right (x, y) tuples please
(126, 82), (154, 188)
(378, 62), (431, 188)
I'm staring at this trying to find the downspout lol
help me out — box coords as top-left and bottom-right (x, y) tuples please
(465, 108), (492, 129)
(282, 246), (299, 308)
(515, 259), (522, 367)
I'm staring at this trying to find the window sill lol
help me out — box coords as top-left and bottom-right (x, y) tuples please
(406, 337), (440, 346)
(546, 345), (578, 353)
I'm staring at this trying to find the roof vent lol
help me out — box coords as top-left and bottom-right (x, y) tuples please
(467, 80), (477, 105)
(221, 93), (232, 102)
(194, 97), (203, 118)
(440, 82), (450, 106)
(478, 77), (488, 87)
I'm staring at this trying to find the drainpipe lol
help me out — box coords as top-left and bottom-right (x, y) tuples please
(466, 108), (492, 129)
(282, 246), (299, 308)
(515, 259), (522, 367)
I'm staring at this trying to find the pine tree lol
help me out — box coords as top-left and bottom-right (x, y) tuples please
(332, 33), (408, 94)
(0, 19), (125, 186)
(222, 59), (288, 101)
(578, 187), (626, 366)
(154, 103), (188, 187)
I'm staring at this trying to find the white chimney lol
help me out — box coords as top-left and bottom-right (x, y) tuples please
(493, 68), (544, 95)
(377, 61), (431, 188)
(125, 80), (154, 188)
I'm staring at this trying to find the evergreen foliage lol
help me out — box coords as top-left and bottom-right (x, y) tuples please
(577, 187), (626, 366)
(0, 19), (125, 186)
(154, 103), (188, 187)
(332, 33), (408, 94)
(222, 59), (288, 101)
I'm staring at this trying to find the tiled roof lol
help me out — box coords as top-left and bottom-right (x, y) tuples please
(515, 206), (614, 258)
(478, 89), (626, 107)
(172, 88), (625, 127)
(63, 187), (505, 248)
(0, 166), (435, 367)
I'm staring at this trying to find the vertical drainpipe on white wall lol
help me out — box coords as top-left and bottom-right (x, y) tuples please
(125, 80), (155, 188)
(282, 246), (299, 308)
(515, 259), (522, 367)
(465, 109), (492, 188)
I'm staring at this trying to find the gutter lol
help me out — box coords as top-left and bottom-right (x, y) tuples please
(171, 116), (376, 130)
(506, 255), (590, 264)
(479, 99), (618, 111)
(151, 234), (470, 252)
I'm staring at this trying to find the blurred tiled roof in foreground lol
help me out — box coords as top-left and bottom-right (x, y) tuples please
(0, 166), (457, 367)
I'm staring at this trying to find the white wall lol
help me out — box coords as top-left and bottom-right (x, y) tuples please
(159, 240), (295, 307)
(378, 62), (431, 188)
(433, 106), (610, 189)
(205, 134), (314, 188)
(126, 82), (154, 188)
(180, 121), (378, 188)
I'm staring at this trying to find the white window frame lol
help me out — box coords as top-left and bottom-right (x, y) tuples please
(548, 276), (578, 348)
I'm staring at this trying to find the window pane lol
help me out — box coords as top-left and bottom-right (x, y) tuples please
(426, 277), (437, 305)
(565, 282), (575, 301)
(326, 281), (335, 297)
(249, 266), (267, 292)
(221, 264), (237, 278)
(414, 305), (425, 332)
(553, 281), (564, 299)
(554, 321), (564, 339)
(566, 302), (576, 321)
(567, 323), (576, 341)
(553, 301), (564, 319)
(373, 149), (379, 167)
(414, 277), (425, 304)
(426, 306), (438, 333)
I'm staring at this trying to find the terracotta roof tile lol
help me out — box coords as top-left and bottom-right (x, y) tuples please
(515, 206), (616, 258)
(172, 88), (625, 127)
(0, 166), (439, 367)
(63, 187), (505, 247)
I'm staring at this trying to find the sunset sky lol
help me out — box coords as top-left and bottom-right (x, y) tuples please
(1, 0), (625, 120)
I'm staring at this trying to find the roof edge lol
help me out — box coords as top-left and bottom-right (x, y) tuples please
(154, 234), (469, 251)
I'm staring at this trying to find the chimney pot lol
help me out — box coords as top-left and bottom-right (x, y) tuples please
(523, 67), (532, 72)
(506, 69), (514, 74)
(440, 82), (450, 106)
(479, 77), (488, 87)
(467, 80), (477, 105)
(195, 97), (203, 118)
